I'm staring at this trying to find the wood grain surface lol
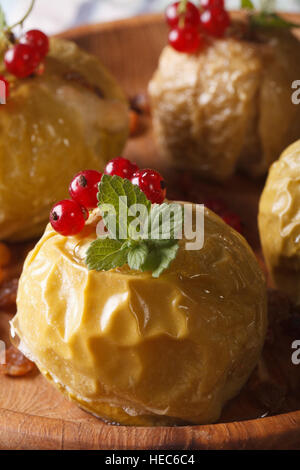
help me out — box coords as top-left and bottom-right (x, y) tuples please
(1, 12), (300, 450)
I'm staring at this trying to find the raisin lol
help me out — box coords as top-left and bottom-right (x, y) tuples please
(0, 346), (35, 377)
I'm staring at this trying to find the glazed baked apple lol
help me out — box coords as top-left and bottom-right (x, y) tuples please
(259, 140), (300, 306)
(12, 164), (267, 426)
(0, 38), (128, 241)
(149, 21), (300, 181)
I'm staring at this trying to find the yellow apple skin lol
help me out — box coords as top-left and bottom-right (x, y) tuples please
(149, 27), (300, 181)
(12, 204), (267, 426)
(259, 140), (300, 305)
(0, 38), (129, 241)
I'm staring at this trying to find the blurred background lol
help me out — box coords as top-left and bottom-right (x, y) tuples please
(1, 0), (300, 35)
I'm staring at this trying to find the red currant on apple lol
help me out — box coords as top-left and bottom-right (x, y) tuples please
(4, 43), (41, 78)
(0, 76), (10, 100)
(104, 157), (139, 180)
(165, 1), (200, 28)
(69, 170), (103, 209)
(131, 169), (167, 204)
(200, 8), (230, 38)
(201, 0), (225, 9)
(20, 30), (50, 59)
(169, 26), (202, 53)
(50, 200), (88, 236)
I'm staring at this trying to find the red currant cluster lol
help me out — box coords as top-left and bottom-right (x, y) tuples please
(50, 157), (167, 236)
(0, 29), (49, 101)
(166, 0), (230, 54)
(5, 30), (49, 79)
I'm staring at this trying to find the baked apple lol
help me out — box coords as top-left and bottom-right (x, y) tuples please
(259, 140), (300, 305)
(0, 38), (128, 241)
(12, 201), (267, 425)
(149, 25), (300, 180)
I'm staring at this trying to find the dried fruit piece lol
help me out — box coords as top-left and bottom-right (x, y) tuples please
(0, 346), (35, 377)
(129, 109), (139, 136)
(130, 93), (151, 115)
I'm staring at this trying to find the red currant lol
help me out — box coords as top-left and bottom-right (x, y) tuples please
(50, 200), (87, 236)
(201, 0), (224, 9)
(0, 76), (10, 101)
(4, 44), (41, 78)
(222, 211), (242, 234)
(131, 169), (167, 204)
(169, 26), (202, 53)
(200, 8), (230, 38)
(165, 2), (200, 28)
(20, 30), (49, 59)
(104, 157), (139, 180)
(69, 170), (102, 209)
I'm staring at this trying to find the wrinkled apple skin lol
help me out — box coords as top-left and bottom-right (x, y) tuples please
(0, 38), (129, 241)
(149, 27), (300, 181)
(12, 204), (267, 426)
(259, 140), (300, 305)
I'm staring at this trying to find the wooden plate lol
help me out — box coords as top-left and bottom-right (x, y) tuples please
(1, 12), (300, 450)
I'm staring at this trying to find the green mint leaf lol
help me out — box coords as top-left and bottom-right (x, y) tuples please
(86, 238), (129, 271)
(98, 175), (151, 239)
(241, 0), (254, 10)
(85, 175), (183, 278)
(144, 242), (180, 279)
(149, 203), (183, 241)
(128, 243), (149, 271)
(251, 12), (300, 29)
(153, 242), (179, 278)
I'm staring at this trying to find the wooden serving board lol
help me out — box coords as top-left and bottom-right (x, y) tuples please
(1, 12), (300, 450)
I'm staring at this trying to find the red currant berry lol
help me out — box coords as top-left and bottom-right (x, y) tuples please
(104, 157), (139, 180)
(222, 211), (242, 234)
(131, 169), (167, 204)
(4, 44), (41, 78)
(50, 200), (87, 236)
(69, 170), (102, 209)
(0, 76), (10, 101)
(200, 8), (230, 38)
(165, 2), (200, 28)
(20, 30), (49, 59)
(169, 26), (202, 54)
(201, 0), (224, 9)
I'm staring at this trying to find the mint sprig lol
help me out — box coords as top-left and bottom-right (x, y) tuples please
(86, 175), (183, 278)
(250, 12), (300, 29)
(241, 0), (254, 9)
(85, 238), (129, 271)
(240, 0), (300, 29)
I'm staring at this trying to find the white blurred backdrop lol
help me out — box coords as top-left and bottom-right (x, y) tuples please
(1, 0), (300, 35)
